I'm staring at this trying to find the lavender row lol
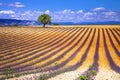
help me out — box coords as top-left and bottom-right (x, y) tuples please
(102, 29), (120, 73)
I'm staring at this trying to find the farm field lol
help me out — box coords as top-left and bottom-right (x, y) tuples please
(0, 25), (120, 80)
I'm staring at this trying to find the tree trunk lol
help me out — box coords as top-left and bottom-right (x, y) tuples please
(43, 24), (45, 27)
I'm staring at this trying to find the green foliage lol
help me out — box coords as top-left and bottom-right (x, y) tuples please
(79, 75), (88, 80)
(89, 65), (94, 69)
(22, 72), (29, 75)
(89, 65), (96, 76)
(38, 14), (51, 27)
(89, 69), (96, 75)
(38, 74), (50, 80)
(6, 67), (14, 78)
(54, 62), (59, 67)
(15, 73), (21, 77)
(78, 65), (97, 80)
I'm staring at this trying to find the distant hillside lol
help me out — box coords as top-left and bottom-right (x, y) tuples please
(0, 19), (41, 26)
(53, 21), (120, 25)
(0, 19), (120, 26)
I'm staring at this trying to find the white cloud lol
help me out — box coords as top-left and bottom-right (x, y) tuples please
(0, 10), (15, 14)
(93, 7), (105, 11)
(62, 9), (68, 14)
(9, 2), (25, 7)
(84, 12), (93, 16)
(84, 12), (96, 17)
(77, 10), (83, 13)
(0, 2), (25, 8)
(45, 10), (50, 14)
(103, 11), (116, 16)
(9, 10), (44, 20)
(71, 11), (75, 14)
(62, 9), (73, 14)
(0, 7), (120, 22)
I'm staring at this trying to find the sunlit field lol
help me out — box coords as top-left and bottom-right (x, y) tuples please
(0, 25), (120, 80)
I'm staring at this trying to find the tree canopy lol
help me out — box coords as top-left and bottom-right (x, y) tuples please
(38, 14), (51, 27)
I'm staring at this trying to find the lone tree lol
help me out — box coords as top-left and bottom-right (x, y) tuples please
(38, 14), (51, 27)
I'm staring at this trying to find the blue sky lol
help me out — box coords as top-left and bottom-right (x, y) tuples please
(0, 0), (120, 22)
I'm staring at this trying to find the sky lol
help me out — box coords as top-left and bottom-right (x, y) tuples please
(0, 0), (120, 22)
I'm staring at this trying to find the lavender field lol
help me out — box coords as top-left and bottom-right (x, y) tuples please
(0, 25), (120, 80)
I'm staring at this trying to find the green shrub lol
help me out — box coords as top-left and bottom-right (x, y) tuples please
(89, 65), (94, 69)
(78, 65), (97, 80)
(15, 73), (21, 77)
(89, 69), (96, 75)
(39, 74), (50, 80)
(79, 75), (88, 80)
(6, 67), (14, 78)
(54, 62), (59, 67)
